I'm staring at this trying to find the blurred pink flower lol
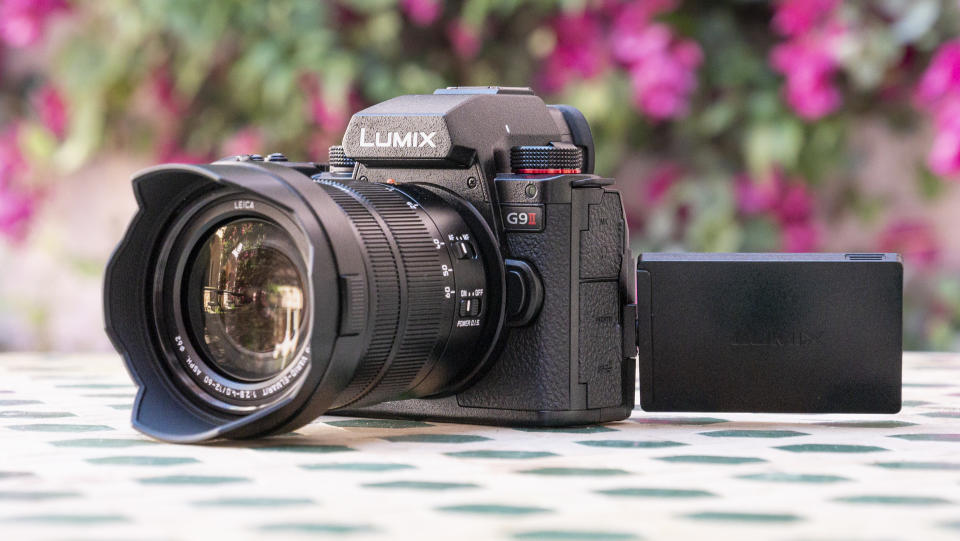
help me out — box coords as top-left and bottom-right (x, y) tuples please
(770, 0), (843, 120)
(0, 126), (35, 242)
(928, 99), (960, 176)
(772, 0), (838, 37)
(915, 39), (960, 105)
(735, 173), (782, 215)
(310, 92), (349, 134)
(31, 84), (67, 139)
(400, 0), (440, 26)
(626, 27), (702, 120)
(610, 1), (676, 65)
(0, 185), (36, 242)
(539, 11), (608, 92)
(915, 41), (960, 177)
(879, 220), (939, 269)
(607, 0), (701, 121)
(644, 163), (683, 205)
(157, 140), (208, 164)
(0, 0), (69, 48)
(781, 222), (819, 252)
(775, 182), (813, 223)
(736, 171), (819, 251)
(771, 39), (841, 119)
(150, 67), (187, 116)
(0, 127), (25, 190)
(446, 20), (480, 60)
(221, 128), (263, 157)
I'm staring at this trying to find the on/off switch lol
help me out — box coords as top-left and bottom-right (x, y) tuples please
(458, 297), (481, 317)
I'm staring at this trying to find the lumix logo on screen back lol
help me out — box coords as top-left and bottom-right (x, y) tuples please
(730, 330), (823, 347)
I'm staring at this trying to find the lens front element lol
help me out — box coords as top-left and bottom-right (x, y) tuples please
(186, 218), (307, 382)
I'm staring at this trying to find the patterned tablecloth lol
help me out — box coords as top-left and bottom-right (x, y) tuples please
(0, 352), (958, 541)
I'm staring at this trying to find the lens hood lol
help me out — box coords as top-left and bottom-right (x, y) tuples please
(104, 160), (368, 442)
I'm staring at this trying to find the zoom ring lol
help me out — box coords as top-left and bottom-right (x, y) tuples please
(319, 181), (447, 408)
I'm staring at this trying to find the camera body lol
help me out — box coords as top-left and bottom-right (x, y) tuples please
(323, 86), (636, 425)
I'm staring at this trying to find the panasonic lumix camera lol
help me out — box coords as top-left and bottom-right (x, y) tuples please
(105, 87), (904, 443)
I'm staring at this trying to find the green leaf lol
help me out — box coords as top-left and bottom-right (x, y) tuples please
(917, 163), (947, 201)
(744, 119), (803, 178)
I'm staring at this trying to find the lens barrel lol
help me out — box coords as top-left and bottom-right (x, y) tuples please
(317, 178), (497, 409)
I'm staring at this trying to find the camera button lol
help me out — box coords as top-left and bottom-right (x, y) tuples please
(459, 298), (481, 317)
(453, 241), (475, 260)
(504, 259), (544, 327)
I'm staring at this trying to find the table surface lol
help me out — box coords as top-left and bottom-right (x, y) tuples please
(0, 352), (958, 541)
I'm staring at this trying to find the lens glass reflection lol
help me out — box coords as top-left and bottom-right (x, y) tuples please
(186, 218), (306, 382)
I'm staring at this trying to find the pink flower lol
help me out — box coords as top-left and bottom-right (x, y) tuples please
(31, 84), (67, 139)
(608, 1), (702, 121)
(626, 29), (702, 120)
(157, 140), (209, 164)
(644, 163), (683, 205)
(772, 0), (838, 37)
(736, 172), (818, 252)
(0, 126), (35, 242)
(775, 182), (813, 223)
(928, 99), (960, 176)
(400, 0), (441, 26)
(610, 1), (676, 65)
(915, 41), (960, 177)
(150, 67), (187, 116)
(0, 185), (36, 242)
(771, 39), (841, 119)
(221, 128), (263, 158)
(915, 39), (960, 105)
(879, 220), (939, 269)
(769, 0), (844, 120)
(310, 92), (349, 134)
(539, 11), (608, 93)
(0, 127), (25, 191)
(781, 222), (819, 252)
(446, 20), (481, 60)
(735, 173), (782, 215)
(0, 0), (69, 48)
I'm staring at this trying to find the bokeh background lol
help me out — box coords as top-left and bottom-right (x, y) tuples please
(0, 0), (958, 352)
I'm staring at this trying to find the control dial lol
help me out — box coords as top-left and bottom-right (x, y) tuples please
(510, 142), (583, 174)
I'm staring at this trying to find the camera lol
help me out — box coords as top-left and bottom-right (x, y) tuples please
(105, 87), (902, 443)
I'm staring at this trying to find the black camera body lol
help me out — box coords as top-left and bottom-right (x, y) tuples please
(327, 87), (635, 425)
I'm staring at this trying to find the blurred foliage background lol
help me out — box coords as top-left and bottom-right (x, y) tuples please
(1, 0), (959, 351)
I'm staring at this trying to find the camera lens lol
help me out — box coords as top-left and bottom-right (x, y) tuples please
(184, 218), (307, 382)
(106, 161), (506, 441)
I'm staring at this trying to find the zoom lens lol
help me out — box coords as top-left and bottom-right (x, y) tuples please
(105, 160), (505, 441)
